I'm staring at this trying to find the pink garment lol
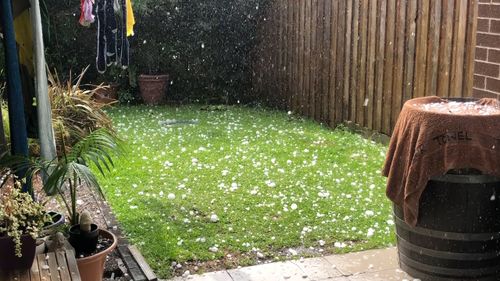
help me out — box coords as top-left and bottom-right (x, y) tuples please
(79, 0), (95, 27)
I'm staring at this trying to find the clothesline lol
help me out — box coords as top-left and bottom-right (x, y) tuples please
(80, 0), (136, 73)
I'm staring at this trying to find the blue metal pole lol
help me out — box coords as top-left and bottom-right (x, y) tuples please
(0, 0), (30, 191)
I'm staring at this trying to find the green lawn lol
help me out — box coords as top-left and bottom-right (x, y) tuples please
(99, 105), (394, 278)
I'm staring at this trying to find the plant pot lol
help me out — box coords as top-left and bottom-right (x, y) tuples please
(138, 74), (169, 105)
(68, 224), (99, 256)
(76, 228), (117, 281)
(95, 83), (119, 100)
(41, 211), (65, 237)
(0, 234), (36, 271)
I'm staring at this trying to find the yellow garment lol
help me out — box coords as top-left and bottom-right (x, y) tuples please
(13, 10), (34, 75)
(126, 0), (135, 37)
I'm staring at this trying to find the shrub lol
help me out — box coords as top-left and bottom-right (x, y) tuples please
(0, 184), (48, 257)
(47, 68), (114, 155)
(43, 0), (267, 104)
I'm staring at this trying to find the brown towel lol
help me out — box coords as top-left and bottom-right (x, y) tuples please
(383, 96), (500, 226)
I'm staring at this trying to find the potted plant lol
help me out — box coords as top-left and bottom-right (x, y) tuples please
(40, 211), (65, 236)
(0, 183), (48, 271)
(134, 4), (170, 105)
(93, 65), (126, 103)
(136, 39), (170, 105)
(32, 128), (121, 281)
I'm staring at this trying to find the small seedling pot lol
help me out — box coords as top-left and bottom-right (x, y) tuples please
(69, 223), (99, 255)
(41, 211), (65, 236)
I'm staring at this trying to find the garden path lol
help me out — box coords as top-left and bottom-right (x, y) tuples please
(166, 247), (416, 281)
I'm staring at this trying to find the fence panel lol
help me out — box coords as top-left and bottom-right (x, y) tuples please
(253, 0), (478, 135)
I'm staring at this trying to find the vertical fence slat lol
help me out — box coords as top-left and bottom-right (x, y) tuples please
(437, 0), (454, 98)
(463, 0), (478, 98)
(366, 0), (377, 130)
(357, 0), (369, 126)
(292, 1), (299, 111)
(382, 0), (396, 134)
(298, 0), (305, 114)
(304, 0), (311, 115)
(310, 0), (318, 120)
(317, 0), (326, 123)
(350, 0), (360, 122)
(322, 0), (332, 125)
(343, 0), (353, 122)
(274, 0), (284, 106)
(450, 0), (468, 97)
(391, 0), (406, 129)
(335, 0), (346, 125)
(374, 0), (387, 132)
(286, 1), (292, 109)
(413, 0), (430, 98)
(403, 0), (417, 103)
(425, 0), (441, 98)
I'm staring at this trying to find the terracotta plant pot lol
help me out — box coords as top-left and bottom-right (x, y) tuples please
(76, 228), (117, 281)
(0, 234), (36, 271)
(138, 74), (169, 105)
(95, 83), (119, 100)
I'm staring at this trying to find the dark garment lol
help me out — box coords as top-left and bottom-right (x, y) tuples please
(96, 0), (129, 73)
(104, 0), (117, 65)
(96, 0), (106, 73)
(119, 0), (129, 68)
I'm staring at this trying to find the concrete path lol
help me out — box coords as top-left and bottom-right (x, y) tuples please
(168, 247), (419, 281)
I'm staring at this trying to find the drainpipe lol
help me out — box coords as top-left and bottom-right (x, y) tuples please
(30, 0), (56, 161)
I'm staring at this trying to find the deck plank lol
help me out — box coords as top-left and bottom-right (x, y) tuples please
(54, 252), (71, 281)
(30, 254), (41, 281)
(65, 250), (81, 281)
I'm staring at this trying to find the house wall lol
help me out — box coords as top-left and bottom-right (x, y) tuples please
(474, 0), (500, 98)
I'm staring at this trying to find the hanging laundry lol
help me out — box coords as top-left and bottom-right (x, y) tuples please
(79, 0), (95, 27)
(105, 0), (118, 65)
(96, 0), (132, 73)
(96, 0), (106, 73)
(126, 0), (135, 37)
(114, 0), (129, 68)
(120, 0), (130, 67)
(114, 0), (124, 65)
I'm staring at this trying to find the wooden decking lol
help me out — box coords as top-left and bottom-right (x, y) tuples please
(0, 250), (80, 281)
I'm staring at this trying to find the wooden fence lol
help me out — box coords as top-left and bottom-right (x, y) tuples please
(252, 0), (478, 135)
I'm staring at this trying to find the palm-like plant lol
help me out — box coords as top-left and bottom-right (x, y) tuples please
(23, 128), (121, 225)
(47, 67), (115, 156)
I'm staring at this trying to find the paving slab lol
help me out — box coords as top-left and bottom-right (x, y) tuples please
(347, 268), (414, 281)
(227, 261), (307, 281)
(170, 271), (233, 281)
(324, 247), (398, 276)
(290, 257), (344, 280)
(167, 247), (411, 281)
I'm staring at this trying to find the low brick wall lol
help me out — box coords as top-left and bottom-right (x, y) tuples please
(474, 0), (500, 98)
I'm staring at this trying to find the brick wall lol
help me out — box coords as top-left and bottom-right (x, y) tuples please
(474, 0), (500, 98)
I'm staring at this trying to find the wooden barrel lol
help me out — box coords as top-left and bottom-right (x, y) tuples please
(394, 172), (500, 281)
